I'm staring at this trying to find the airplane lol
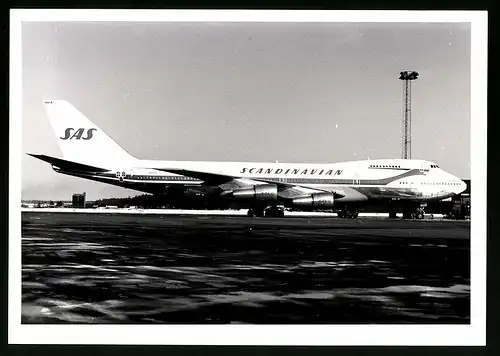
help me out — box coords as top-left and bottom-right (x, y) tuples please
(28, 100), (467, 218)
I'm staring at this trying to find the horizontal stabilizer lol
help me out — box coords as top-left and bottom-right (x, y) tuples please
(27, 154), (110, 173)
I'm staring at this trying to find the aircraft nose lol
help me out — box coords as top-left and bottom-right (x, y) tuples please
(456, 179), (467, 194)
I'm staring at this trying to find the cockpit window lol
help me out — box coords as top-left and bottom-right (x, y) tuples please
(430, 164), (439, 168)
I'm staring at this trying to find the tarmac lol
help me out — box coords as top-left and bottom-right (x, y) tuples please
(20, 207), (447, 219)
(21, 211), (470, 324)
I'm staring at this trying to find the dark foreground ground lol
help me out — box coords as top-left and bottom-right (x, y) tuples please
(21, 212), (470, 324)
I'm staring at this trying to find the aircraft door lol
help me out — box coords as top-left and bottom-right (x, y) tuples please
(353, 173), (360, 185)
(414, 161), (428, 192)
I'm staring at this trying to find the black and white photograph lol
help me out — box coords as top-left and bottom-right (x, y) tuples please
(9, 10), (487, 345)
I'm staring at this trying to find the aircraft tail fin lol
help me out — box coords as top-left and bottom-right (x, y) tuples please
(43, 100), (137, 167)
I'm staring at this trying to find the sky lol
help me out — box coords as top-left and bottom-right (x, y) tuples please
(21, 21), (471, 200)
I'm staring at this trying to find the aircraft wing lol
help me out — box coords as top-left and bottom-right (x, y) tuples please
(252, 177), (335, 193)
(254, 179), (346, 199)
(154, 167), (345, 198)
(153, 168), (236, 185)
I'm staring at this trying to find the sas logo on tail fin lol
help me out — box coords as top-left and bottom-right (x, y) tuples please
(60, 128), (97, 140)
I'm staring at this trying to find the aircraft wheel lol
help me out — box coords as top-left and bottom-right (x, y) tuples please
(254, 209), (265, 218)
(264, 207), (285, 218)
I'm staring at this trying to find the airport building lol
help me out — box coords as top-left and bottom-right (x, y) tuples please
(72, 192), (86, 209)
(450, 178), (470, 219)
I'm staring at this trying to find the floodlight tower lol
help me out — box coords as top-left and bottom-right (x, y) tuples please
(399, 70), (419, 159)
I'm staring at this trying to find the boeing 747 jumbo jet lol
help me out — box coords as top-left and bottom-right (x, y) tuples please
(28, 100), (467, 218)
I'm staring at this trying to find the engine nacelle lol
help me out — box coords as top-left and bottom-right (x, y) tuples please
(232, 184), (278, 201)
(293, 192), (335, 208)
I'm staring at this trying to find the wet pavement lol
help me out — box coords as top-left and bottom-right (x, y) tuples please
(21, 212), (470, 324)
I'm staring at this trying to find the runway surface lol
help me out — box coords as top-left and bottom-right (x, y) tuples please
(21, 212), (470, 324)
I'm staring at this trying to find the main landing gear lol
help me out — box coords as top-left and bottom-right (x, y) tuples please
(247, 208), (264, 217)
(402, 202), (426, 220)
(389, 200), (426, 220)
(337, 206), (359, 219)
(247, 206), (285, 218)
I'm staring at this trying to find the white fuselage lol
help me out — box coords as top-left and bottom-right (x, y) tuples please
(102, 157), (466, 202)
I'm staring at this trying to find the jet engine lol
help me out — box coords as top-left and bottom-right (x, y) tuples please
(232, 184), (278, 201)
(292, 192), (335, 208)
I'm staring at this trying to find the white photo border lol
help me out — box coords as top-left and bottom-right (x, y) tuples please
(9, 9), (488, 346)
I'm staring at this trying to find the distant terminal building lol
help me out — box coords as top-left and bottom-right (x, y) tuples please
(461, 179), (471, 196)
(72, 192), (86, 208)
(452, 179), (470, 219)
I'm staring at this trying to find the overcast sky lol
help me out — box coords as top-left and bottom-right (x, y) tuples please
(21, 21), (471, 200)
